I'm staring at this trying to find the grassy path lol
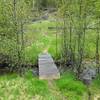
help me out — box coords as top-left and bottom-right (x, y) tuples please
(47, 80), (67, 100)
(94, 94), (100, 100)
(43, 45), (50, 53)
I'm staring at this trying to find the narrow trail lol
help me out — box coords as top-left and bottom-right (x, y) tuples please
(43, 46), (50, 53)
(42, 33), (52, 53)
(41, 34), (65, 99)
(94, 95), (100, 100)
(47, 80), (67, 100)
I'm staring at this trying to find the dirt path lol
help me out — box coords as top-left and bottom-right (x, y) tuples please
(47, 80), (67, 100)
(43, 46), (50, 53)
(94, 95), (100, 100)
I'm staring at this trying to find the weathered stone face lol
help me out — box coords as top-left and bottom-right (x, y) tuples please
(79, 67), (97, 85)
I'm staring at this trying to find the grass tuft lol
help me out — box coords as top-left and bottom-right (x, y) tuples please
(56, 72), (87, 99)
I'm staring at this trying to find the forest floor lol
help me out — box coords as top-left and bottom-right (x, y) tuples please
(0, 71), (100, 100)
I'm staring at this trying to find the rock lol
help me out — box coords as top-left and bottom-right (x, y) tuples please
(32, 68), (38, 76)
(88, 68), (96, 79)
(83, 78), (92, 86)
(80, 67), (97, 85)
(41, 15), (48, 20)
(82, 74), (92, 85)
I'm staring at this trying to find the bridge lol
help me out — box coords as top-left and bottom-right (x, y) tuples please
(38, 53), (60, 80)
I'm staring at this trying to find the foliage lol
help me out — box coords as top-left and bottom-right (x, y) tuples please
(57, 0), (100, 74)
(0, 0), (32, 67)
(34, 0), (57, 10)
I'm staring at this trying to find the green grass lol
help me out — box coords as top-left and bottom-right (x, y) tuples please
(0, 71), (50, 100)
(93, 74), (100, 89)
(24, 70), (49, 96)
(90, 74), (100, 93)
(56, 72), (87, 100)
(0, 71), (100, 100)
